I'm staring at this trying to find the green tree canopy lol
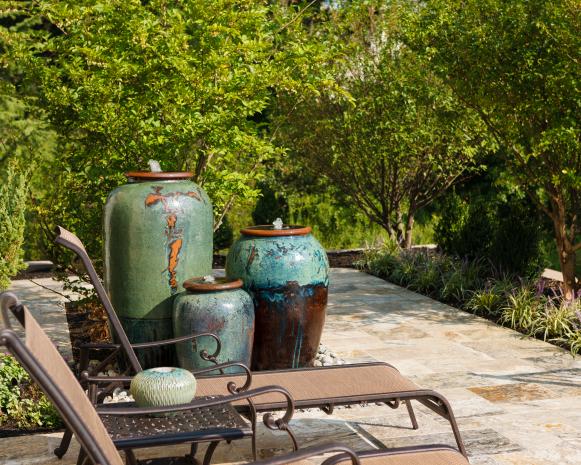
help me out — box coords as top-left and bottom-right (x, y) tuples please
(275, 2), (487, 247)
(404, 0), (580, 296)
(1, 0), (336, 268)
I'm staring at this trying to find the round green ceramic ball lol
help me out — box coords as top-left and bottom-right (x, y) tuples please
(130, 367), (197, 408)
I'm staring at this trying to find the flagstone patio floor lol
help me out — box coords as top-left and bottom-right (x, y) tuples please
(1, 268), (580, 465)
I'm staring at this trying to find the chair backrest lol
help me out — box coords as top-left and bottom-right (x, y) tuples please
(55, 226), (142, 373)
(0, 292), (124, 465)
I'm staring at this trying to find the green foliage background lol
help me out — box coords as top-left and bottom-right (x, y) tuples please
(0, 353), (62, 429)
(0, 160), (29, 290)
(0, 0), (577, 288)
(1, 0), (338, 272)
(273, 1), (488, 247)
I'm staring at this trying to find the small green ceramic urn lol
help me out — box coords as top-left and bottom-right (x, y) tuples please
(130, 367), (197, 409)
(173, 277), (255, 374)
(104, 172), (213, 368)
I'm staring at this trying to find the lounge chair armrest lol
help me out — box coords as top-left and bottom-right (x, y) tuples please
(191, 361), (252, 392)
(79, 342), (120, 350)
(251, 443), (360, 465)
(130, 332), (222, 363)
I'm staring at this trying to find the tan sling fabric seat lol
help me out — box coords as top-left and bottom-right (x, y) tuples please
(290, 449), (468, 465)
(255, 446), (470, 465)
(0, 295), (123, 465)
(196, 364), (420, 409)
(329, 449), (469, 465)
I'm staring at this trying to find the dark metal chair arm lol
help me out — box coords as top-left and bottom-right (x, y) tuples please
(79, 342), (120, 350)
(79, 332), (222, 366)
(250, 443), (360, 465)
(81, 360), (251, 391)
(0, 293), (23, 329)
(129, 332), (220, 350)
(80, 362), (252, 388)
(130, 332), (222, 363)
(191, 361), (252, 392)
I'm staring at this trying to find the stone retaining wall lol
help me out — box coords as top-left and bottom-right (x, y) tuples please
(213, 248), (366, 269)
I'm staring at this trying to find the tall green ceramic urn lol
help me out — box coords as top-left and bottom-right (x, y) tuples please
(104, 172), (213, 367)
(226, 224), (329, 370)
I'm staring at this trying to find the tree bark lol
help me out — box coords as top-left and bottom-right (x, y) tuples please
(403, 212), (415, 249)
(553, 216), (579, 300)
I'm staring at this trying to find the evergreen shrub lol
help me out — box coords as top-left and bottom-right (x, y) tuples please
(0, 160), (29, 290)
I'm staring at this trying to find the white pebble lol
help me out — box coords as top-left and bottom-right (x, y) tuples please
(113, 387), (123, 396)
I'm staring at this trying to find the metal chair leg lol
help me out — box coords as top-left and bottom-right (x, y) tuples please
(54, 428), (73, 458)
(405, 399), (419, 430)
(202, 441), (220, 465)
(185, 443), (198, 464)
(251, 432), (257, 461)
(76, 449), (87, 465)
(418, 393), (468, 457)
(125, 449), (138, 465)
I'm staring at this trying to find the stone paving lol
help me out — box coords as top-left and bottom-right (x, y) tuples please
(1, 269), (581, 465)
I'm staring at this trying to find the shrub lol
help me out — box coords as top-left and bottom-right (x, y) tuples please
(0, 353), (62, 429)
(252, 183), (289, 226)
(433, 192), (472, 258)
(406, 252), (454, 296)
(0, 160), (29, 290)
(435, 192), (546, 276)
(464, 277), (514, 317)
(532, 296), (579, 341)
(359, 244), (581, 354)
(466, 289), (504, 317)
(357, 240), (400, 279)
(500, 287), (541, 333)
(438, 267), (468, 303)
(565, 329), (581, 356)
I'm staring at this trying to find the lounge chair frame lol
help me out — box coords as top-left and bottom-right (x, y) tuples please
(1, 291), (469, 465)
(0, 293), (297, 465)
(54, 226), (467, 458)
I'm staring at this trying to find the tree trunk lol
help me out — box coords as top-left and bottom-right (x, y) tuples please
(394, 210), (406, 247)
(553, 218), (578, 300)
(559, 249), (578, 300)
(403, 212), (415, 249)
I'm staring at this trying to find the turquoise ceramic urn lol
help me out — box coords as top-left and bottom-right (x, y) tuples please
(226, 224), (329, 370)
(130, 367), (197, 409)
(173, 277), (254, 374)
(104, 172), (213, 368)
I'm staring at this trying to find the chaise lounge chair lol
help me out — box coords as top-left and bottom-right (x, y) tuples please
(0, 292), (470, 465)
(0, 292), (297, 465)
(54, 226), (467, 458)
